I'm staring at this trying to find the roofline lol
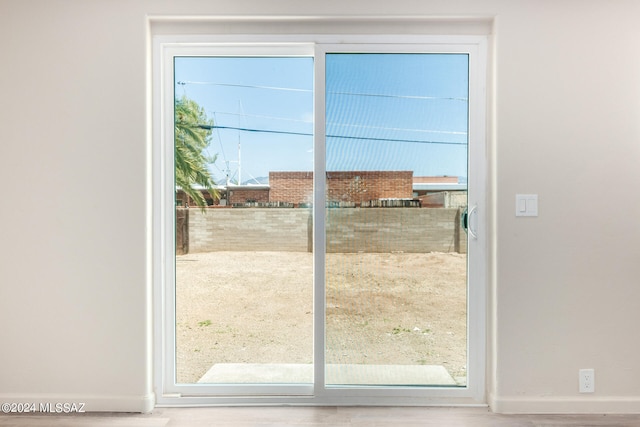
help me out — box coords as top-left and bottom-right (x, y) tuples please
(226, 184), (270, 190)
(412, 183), (467, 191)
(178, 183), (467, 192)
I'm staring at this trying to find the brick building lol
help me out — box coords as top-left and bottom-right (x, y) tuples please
(268, 171), (414, 206)
(269, 172), (313, 205)
(177, 171), (464, 207)
(175, 188), (219, 207)
(226, 184), (270, 205)
(413, 176), (467, 208)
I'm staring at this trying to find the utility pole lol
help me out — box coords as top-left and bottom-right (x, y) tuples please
(237, 100), (245, 185)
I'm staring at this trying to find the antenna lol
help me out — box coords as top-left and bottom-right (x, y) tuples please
(237, 100), (246, 185)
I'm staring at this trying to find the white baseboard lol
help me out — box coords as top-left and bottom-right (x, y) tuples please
(0, 393), (155, 413)
(489, 392), (640, 414)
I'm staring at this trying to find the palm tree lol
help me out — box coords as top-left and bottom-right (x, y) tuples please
(174, 95), (218, 208)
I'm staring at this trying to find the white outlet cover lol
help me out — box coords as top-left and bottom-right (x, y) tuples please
(579, 368), (595, 393)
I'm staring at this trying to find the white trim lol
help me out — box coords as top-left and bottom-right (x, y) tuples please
(145, 15), (156, 412)
(148, 15), (493, 38)
(466, 35), (488, 404)
(152, 31), (489, 407)
(151, 29), (166, 407)
(313, 43), (328, 397)
(489, 394), (640, 414)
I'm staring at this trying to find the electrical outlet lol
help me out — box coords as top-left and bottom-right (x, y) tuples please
(579, 369), (595, 393)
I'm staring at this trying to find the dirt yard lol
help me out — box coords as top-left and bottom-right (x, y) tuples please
(176, 251), (467, 384)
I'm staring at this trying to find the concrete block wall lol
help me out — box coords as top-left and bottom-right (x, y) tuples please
(448, 192), (468, 209)
(188, 208), (311, 252)
(186, 207), (466, 254)
(326, 208), (465, 253)
(419, 191), (468, 209)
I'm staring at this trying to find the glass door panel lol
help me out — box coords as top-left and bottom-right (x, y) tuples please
(324, 53), (469, 387)
(173, 57), (314, 385)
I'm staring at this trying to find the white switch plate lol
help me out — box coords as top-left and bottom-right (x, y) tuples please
(515, 194), (538, 217)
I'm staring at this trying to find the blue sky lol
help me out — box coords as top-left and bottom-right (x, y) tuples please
(175, 54), (468, 185)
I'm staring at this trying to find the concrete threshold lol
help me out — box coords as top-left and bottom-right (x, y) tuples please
(198, 363), (457, 386)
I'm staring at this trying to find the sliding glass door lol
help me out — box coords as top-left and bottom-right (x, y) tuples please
(324, 53), (469, 387)
(173, 57), (315, 387)
(155, 36), (486, 404)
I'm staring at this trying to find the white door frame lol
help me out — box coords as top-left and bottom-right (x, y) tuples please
(152, 33), (488, 406)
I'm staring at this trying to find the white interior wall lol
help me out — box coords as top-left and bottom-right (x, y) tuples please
(492, 2), (640, 412)
(0, 0), (639, 414)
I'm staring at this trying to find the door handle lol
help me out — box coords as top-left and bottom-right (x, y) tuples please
(461, 207), (469, 233)
(461, 206), (478, 239)
(467, 205), (478, 239)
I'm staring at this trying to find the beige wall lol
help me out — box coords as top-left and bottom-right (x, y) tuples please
(1, 0), (640, 414)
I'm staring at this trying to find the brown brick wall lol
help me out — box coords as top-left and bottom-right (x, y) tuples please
(326, 171), (413, 204)
(269, 171), (413, 205)
(175, 189), (218, 207)
(413, 176), (458, 184)
(228, 188), (270, 204)
(269, 172), (313, 204)
(175, 208), (189, 255)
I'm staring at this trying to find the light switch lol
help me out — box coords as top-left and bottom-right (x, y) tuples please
(518, 198), (527, 213)
(516, 194), (538, 217)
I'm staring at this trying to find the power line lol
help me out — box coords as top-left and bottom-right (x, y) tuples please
(177, 81), (310, 93)
(328, 134), (466, 146)
(196, 124), (466, 146)
(177, 80), (467, 102)
(209, 110), (467, 136)
(198, 124), (310, 137)
(330, 91), (467, 102)
(211, 112), (228, 163)
(329, 122), (467, 136)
